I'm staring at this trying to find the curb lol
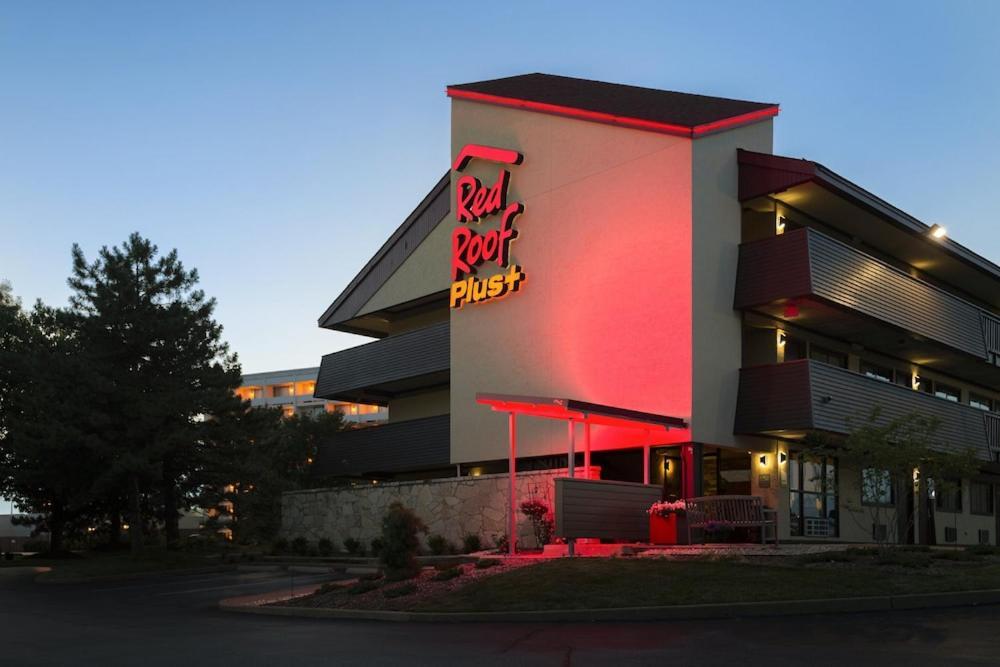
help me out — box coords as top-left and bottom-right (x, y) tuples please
(219, 588), (1000, 623)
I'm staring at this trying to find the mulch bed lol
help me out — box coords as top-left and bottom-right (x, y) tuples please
(273, 557), (537, 611)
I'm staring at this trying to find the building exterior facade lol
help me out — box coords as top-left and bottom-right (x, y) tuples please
(306, 73), (1000, 545)
(236, 367), (386, 423)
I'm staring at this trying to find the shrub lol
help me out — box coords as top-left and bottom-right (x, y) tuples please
(475, 558), (500, 569)
(22, 539), (49, 553)
(317, 538), (334, 557)
(343, 538), (364, 556)
(347, 580), (380, 595)
(290, 536), (309, 556)
(965, 544), (998, 556)
(520, 499), (553, 548)
(427, 534), (455, 556)
(462, 534), (482, 554)
(379, 502), (426, 575)
(431, 567), (462, 581)
(385, 567), (419, 582)
(383, 582), (418, 598)
(492, 534), (509, 553)
(798, 550), (856, 564)
(369, 537), (384, 557)
(932, 549), (979, 562)
(876, 550), (932, 568)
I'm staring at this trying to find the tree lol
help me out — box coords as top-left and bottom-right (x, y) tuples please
(804, 406), (979, 552)
(197, 408), (343, 543)
(0, 294), (106, 552)
(67, 234), (242, 551)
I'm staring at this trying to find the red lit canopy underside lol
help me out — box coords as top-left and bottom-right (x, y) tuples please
(476, 393), (687, 431)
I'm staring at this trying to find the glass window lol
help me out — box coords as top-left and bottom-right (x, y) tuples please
(860, 361), (894, 384)
(789, 453), (838, 537)
(971, 482), (994, 516)
(934, 382), (961, 402)
(970, 393), (994, 412)
(862, 468), (894, 505)
(935, 480), (963, 513)
(809, 345), (848, 369)
(272, 385), (294, 398)
(784, 335), (807, 362)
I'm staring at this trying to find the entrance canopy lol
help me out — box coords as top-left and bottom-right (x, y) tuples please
(476, 393), (687, 431)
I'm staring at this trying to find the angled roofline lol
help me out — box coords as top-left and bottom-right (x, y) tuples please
(738, 149), (1000, 284)
(448, 87), (778, 138)
(317, 171), (450, 331)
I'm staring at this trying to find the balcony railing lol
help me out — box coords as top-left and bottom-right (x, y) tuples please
(735, 360), (997, 461)
(314, 321), (449, 405)
(735, 228), (1000, 385)
(312, 414), (450, 477)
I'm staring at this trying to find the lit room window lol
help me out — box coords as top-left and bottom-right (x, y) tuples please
(861, 468), (894, 506)
(809, 344), (848, 369)
(272, 385), (294, 398)
(860, 361), (894, 384)
(934, 382), (961, 402)
(970, 393), (994, 412)
(789, 453), (838, 537)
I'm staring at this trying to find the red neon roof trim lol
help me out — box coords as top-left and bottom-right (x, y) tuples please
(447, 88), (778, 138)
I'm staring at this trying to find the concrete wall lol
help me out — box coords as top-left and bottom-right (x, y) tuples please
(449, 99), (695, 464)
(282, 467), (596, 549)
(691, 121), (773, 447)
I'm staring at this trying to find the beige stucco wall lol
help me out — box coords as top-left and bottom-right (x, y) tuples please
(691, 121), (773, 447)
(357, 211), (452, 317)
(388, 388), (450, 422)
(449, 100), (695, 464)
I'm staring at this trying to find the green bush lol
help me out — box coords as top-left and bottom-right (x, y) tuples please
(462, 534), (482, 554)
(369, 537), (384, 557)
(876, 550), (932, 568)
(475, 557), (500, 569)
(427, 534), (455, 556)
(383, 582), (418, 598)
(347, 580), (380, 595)
(343, 537), (364, 556)
(317, 538), (334, 557)
(290, 536), (309, 556)
(932, 549), (979, 561)
(431, 566), (462, 581)
(965, 544), (998, 556)
(379, 502), (426, 575)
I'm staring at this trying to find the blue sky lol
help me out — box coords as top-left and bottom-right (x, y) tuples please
(2, 1), (999, 375)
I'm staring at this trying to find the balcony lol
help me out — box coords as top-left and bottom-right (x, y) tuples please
(312, 414), (450, 478)
(735, 228), (1000, 387)
(314, 321), (449, 405)
(734, 360), (999, 461)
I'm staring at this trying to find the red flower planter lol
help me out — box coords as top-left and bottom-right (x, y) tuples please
(649, 513), (688, 545)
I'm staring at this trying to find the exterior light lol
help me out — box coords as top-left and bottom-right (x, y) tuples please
(779, 452), (787, 464)
(783, 301), (799, 318)
(759, 454), (767, 466)
(912, 374), (921, 390)
(306, 457), (313, 465)
(776, 216), (786, 235)
(664, 460), (671, 472)
(777, 330), (787, 347)
(929, 224), (947, 239)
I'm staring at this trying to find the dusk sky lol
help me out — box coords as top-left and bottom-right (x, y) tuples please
(2, 1), (998, 374)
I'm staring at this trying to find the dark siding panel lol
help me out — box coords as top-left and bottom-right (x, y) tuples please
(315, 322), (449, 399)
(734, 231), (812, 308)
(319, 174), (450, 329)
(313, 415), (450, 477)
(807, 231), (987, 358)
(734, 362), (814, 435)
(555, 478), (662, 541)
(983, 314), (1000, 357)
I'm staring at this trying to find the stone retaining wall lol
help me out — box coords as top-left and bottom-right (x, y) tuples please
(281, 467), (598, 550)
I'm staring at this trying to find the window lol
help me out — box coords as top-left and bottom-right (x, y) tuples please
(970, 393), (994, 412)
(248, 387), (262, 400)
(859, 361), (894, 384)
(861, 468), (894, 506)
(935, 480), (963, 513)
(970, 482), (994, 516)
(272, 385), (294, 398)
(809, 345), (848, 369)
(789, 453), (838, 537)
(934, 382), (961, 403)
(783, 334), (807, 362)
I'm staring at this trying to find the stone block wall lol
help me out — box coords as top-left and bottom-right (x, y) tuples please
(281, 467), (598, 550)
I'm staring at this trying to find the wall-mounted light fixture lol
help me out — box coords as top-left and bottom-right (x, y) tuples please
(777, 330), (787, 347)
(783, 301), (800, 318)
(776, 216), (786, 235)
(929, 224), (947, 240)
(664, 460), (671, 473)
(759, 454), (767, 466)
(779, 452), (787, 464)
(912, 374), (922, 390)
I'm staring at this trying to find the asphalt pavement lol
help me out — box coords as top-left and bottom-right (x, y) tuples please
(1, 567), (999, 666)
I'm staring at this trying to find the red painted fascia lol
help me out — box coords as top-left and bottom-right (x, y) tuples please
(447, 87), (779, 138)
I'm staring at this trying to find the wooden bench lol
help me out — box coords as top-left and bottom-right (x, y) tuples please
(685, 495), (778, 545)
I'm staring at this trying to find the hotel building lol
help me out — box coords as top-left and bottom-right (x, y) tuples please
(305, 74), (1000, 546)
(236, 367), (386, 423)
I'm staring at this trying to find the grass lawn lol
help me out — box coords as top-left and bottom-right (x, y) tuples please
(0, 550), (229, 583)
(416, 555), (1000, 612)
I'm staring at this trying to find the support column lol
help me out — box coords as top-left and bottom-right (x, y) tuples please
(681, 443), (703, 499)
(567, 420), (575, 478)
(643, 431), (651, 485)
(583, 421), (592, 479)
(508, 412), (517, 556)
